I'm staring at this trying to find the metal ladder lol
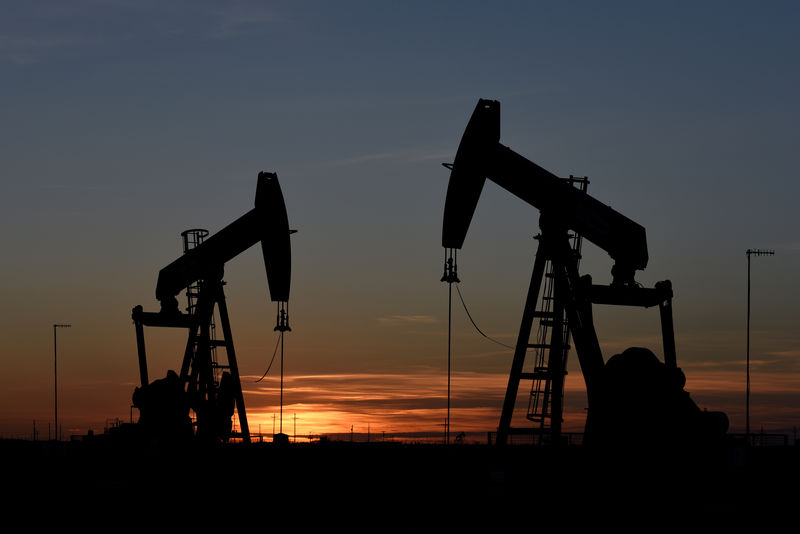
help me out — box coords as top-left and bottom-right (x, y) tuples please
(180, 228), (247, 441)
(497, 176), (588, 445)
(182, 229), (225, 388)
(525, 237), (586, 443)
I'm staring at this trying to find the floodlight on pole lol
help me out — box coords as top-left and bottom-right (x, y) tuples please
(745, 249), (773, 441)
(53, 323), (71, 441)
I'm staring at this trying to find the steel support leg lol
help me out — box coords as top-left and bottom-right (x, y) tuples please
(134, 318), (149, 387)
(497, 240), (548, 446)
(216, 287), (250, 443)
(657, 281), (677, 369)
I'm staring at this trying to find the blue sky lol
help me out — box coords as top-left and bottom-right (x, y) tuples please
(1, 1), (799, 437)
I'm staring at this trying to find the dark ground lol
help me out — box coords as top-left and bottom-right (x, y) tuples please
(3, 433), (798, 528)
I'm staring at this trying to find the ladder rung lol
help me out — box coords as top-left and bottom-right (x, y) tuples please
(532, 311), (554, 318)
(525, 343), (571, 351)
(520, 370), (551, 380)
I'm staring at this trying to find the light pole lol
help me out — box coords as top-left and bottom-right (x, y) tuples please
(53, 323), (71, 441)
(746, 249), (773, 441)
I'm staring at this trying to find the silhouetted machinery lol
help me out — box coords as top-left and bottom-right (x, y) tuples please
(442, 99), (728, 448)
(132, 171), (291, 444)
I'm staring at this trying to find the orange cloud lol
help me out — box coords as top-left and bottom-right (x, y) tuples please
(241, 360), (800, 441)
(241, 369), (594, 441)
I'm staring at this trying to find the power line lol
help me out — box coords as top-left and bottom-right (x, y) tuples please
(255, 333), (282, 383)
(454, 283), (515, 350)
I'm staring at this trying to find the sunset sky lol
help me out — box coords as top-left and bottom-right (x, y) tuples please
(2, 1), (799, 441)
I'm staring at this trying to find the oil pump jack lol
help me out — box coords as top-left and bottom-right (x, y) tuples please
(442, 99), (728, 448)
(131, 171), (292, 444)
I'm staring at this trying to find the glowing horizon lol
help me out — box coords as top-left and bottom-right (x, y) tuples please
(4, 359), (800, 441)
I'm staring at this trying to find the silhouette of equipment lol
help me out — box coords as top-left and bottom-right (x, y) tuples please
(442, 99), (728, 448)
(132, 171), (292, 444)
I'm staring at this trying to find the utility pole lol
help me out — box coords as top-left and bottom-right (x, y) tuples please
(746, 249), (773, 441)
(53, 324), (71, 441)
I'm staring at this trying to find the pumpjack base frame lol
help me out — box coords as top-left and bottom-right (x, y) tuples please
(132, 276), (251, 443)
(496, 223), (677, 447)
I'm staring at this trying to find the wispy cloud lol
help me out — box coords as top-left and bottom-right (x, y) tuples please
(765, 349), (800, 359)
(415, 150), (455, 162)
(242, 370), (596, 437)
(0, 2), (283, 64)
(377, 314), (439, 326)
(243, 370), (506, 434)
(0, 34), (87, 64)
(38, 184), (116, 192)
(208, 4), (279, 40)
(324, 151), (406, 167)
(240, 363), (800, 438)
(321, 148), (454, 168)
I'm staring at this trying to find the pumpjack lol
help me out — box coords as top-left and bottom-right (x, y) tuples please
(132, 171), (292, 444)
(442, 99), (728, 448)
